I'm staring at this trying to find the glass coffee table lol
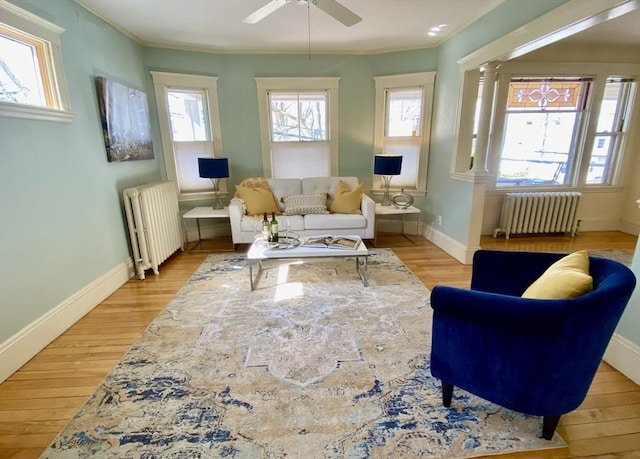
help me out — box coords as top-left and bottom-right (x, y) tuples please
(246, 236), (369, 291)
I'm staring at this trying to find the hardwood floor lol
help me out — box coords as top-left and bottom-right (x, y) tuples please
(1, 231), (638, 458)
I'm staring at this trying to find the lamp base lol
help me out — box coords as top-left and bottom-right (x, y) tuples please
(381, 176), (392, 206)
(210, 179), (224, 210)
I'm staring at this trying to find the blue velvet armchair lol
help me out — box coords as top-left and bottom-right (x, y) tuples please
(430, 249), (636, 440)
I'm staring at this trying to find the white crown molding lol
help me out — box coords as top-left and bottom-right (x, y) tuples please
(0, 258), (134, 383)
(73, 0), (143, 45)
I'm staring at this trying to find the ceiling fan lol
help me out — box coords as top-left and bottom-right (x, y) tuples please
(243, 0), (362, 27)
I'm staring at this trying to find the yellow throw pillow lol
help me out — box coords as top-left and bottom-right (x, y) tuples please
(522, 250), (593, 299)
(330, 181), (363, 214)
(235, 184), (280, 216)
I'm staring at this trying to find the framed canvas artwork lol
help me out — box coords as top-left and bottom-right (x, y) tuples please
(95, 76), (154, 162)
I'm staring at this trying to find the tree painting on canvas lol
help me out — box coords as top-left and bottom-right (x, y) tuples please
(95, 76), (154, 162)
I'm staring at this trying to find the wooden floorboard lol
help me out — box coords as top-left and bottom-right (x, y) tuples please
(0, 231), (638, 458)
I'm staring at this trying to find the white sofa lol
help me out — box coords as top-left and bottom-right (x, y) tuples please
(229, 177), (375, 244)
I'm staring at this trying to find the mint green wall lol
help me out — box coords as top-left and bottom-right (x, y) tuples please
(428, 0), (568, 243)
(0, 0), (161, 342)
(142, 48), (439, 191)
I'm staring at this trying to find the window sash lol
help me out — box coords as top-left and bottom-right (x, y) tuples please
(268, 91), (328, 142)
(0, 2), (72, 121)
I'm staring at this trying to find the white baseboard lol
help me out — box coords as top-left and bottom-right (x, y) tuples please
(618, 218), (640, 236)
(603, 333), (640, 385)
(0, 258), (135, 383)
(423, 225), (477, 265)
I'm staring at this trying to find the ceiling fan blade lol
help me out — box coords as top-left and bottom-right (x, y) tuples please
(243, 0), (289, 24)
(313, 0), (362, 27)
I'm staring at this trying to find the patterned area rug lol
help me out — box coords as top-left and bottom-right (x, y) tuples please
(42, 249), (564, 458)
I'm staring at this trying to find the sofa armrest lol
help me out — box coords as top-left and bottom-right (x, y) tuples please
(361, 194), (375, 239)
(229, 198), (245, 244)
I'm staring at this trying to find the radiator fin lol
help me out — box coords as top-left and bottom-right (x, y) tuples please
(494, 192), (581, 239)
(123, 181), (183, 279)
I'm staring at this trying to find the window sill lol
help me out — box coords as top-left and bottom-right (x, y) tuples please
(0, 102), (74, 123)
(178, 191), (229, 203)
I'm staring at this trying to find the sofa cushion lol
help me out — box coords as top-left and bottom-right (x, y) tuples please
(284, 194), (329, 216)
(235, 184), (280, 216)
(330, 181), (363, 214)
(267, 178), (303, 212)
(522, 250), (593, 299)
(304, 213), (366, 230)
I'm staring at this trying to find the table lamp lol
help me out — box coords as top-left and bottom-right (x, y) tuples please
(374, 155), (402, 206)
(198, 157), (229, 210)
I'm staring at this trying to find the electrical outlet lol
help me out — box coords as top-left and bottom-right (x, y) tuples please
(436, 215), (442, 226)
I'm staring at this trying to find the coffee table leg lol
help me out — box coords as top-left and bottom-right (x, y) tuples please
(356, 256), (368, 287)
(250, 259), (264, 291)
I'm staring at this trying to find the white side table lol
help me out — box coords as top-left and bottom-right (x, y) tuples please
(374, 203), (421, 245)
(182, 206), (233, 251)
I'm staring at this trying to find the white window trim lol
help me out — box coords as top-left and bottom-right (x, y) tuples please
(486, 62), (639, 193)
(255, 77), (340, 178)
(372, 72), (435, 196)
(0, 1), (73, 122)
(150, 71), (224, 202)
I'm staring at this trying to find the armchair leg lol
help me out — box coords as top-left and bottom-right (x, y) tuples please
(442, 381), (453, 407)
(542, 415), (560, 440)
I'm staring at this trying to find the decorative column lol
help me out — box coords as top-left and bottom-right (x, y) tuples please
(471, 61), (499, 173)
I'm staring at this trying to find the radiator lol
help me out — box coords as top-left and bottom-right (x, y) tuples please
(493, 192), (581, 239)
(123, 181), (183, 279)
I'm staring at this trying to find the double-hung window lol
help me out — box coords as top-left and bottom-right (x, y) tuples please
(495, 77), (590, 187)
(481, 65), (638, 190)
(0, 2), (72, 121)
(256, 77), (340, 178)
(587, 78), (635, 185)
(373, 73), (435, 194)
(151, 72), (224, 200)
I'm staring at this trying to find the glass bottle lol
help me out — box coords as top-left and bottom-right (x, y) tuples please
(270, 212), (279, 242)
(262, 212), (271, 242)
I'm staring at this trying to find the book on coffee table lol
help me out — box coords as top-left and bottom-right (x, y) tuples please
(301, 235), (361, 250)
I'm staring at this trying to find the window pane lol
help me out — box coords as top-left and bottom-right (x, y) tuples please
(497, 111), (578, 187)
(587, 135), (614, 185)
(0, 34), (46, 106)
(167, 90), (209, 142)
(386, 88), (422, 137)
(270, 92), (327, 141)
(596, 81), (623, 132)
(381, 137), (420, 188)
(507, 79), (583, 111)
(173, 141), (215, 192)
(271, 141), (330, 178)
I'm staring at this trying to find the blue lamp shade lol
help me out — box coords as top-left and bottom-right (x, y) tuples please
(374, 155), (402, 176)
(198, 157), (229, 179)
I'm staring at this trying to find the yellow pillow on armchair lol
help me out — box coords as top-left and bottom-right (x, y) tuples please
(522, 250), (593, 299)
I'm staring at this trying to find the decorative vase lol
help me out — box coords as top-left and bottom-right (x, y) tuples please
(392, 189), (414, 209)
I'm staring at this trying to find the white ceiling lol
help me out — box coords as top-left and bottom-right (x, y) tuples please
(74, 0), (505, 53)
(74, 0), (640, 54)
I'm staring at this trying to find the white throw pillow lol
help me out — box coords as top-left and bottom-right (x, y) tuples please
(284, 194), (329, 216)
